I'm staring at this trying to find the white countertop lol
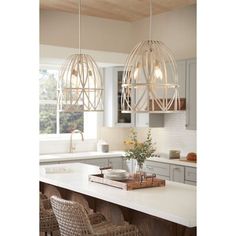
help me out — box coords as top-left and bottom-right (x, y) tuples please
(40, 151), (196, 168)
(39, 162), (196, 227)
(147, 156), (197, 168)
(40, 151), (125, 163)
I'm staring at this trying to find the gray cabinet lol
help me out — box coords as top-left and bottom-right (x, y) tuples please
(135, 113), (164, 127)
(108, 157), (123, 169)
(186, 59), (196, 130)
(143, 161), (170, 180)
(166, 59), (187, 98)
(170, 165), (185, 183)
(82, 158), (108, 168)
(143, 160), (196, 185)
(135, 60), (186, 128)
(104, 67), (134, 127)
(185, 166), (196, 185)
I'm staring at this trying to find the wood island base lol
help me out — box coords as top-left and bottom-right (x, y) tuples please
(40, 182), (196, 236)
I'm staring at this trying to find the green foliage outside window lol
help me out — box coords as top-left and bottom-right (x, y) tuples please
(39, 69), (84, 134)
(60, 112), (83, 133)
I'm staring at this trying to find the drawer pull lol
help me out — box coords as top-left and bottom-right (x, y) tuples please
(173, 167), (180, 170)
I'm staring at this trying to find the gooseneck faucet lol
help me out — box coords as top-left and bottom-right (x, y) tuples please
(69, 129), (84, 153)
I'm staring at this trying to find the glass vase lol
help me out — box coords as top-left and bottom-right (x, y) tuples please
(134, 161), (144, 174)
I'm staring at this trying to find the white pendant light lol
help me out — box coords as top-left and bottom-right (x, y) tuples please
(121, 0), (180, 113)
(58, 0), (103, 112)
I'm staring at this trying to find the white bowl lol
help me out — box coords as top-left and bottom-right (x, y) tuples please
(104, 169), (127, 175)
(104, 169), (129, 180)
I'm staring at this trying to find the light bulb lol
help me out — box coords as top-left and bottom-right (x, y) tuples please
(72, 69), (78, 77)
(154, 64), (163, 80)
(133, 63), (141, 80)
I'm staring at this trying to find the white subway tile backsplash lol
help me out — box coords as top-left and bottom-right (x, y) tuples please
(139, 113), (196, 157)
(40, 113), (196, 156)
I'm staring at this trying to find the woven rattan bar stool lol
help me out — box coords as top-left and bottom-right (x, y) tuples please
(40, 192), (60, 236)
(50, 195), (140, 236)
(66, 192), (108, 225)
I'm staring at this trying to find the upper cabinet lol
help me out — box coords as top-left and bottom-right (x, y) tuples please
(135, 60), (187, 128)
(104, 67), (134, 127)
(185, 59), (196, 130)
(166, 59), (186, 98)
(103, 58), (196, 129)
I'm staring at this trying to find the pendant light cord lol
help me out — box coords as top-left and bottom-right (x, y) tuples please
(78, 0), (81, 54)
(149, 0), (152, 40)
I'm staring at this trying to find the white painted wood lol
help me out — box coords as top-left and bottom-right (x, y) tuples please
(186, 58), (196, 130)
(170, 164), (185, 183)
(40, 162), (196, 227)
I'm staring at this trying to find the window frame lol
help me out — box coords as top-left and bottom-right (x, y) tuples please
(39, 64), (101, 141)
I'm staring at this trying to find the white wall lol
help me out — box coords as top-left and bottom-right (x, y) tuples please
(131, 5), (196, 59)
(39, 5), (196, 154)
(40, 10), (133, 53)
(98, 127), (130, 151)
(40, 5), (196, 59)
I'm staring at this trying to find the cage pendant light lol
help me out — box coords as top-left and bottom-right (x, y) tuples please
(58, 0), (103, 112)
(121, 0), (180, 113)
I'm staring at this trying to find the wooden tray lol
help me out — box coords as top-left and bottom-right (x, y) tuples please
(88, 173), (165, 190)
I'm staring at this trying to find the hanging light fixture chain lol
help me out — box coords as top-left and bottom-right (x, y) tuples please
(149, 0), (152, 40)
(78, 0), (81, 54)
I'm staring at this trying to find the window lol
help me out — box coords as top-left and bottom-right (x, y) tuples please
(40, 68), (91, 137)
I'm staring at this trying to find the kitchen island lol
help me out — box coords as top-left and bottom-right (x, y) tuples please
(40, 162), (196, 235)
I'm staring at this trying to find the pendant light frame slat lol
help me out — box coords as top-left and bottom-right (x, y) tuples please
(121, 0), (180, 113)
(57, 0), (103, 113)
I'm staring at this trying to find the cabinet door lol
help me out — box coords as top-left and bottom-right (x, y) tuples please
(83, 158), (108, 168)
(185, 167), (196, 182)
(170, 165), (185, 183)
(108, 157), (123, 169)
(114, 67), (134, 127)
(166, 60), (186, 98)
(186, 59), (196, 130)
(135, 113), (164, 127)
(143, 161), (170, 180)
(104, 67), (134, 127)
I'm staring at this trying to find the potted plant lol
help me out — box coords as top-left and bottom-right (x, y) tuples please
(124, 128), (156, 173)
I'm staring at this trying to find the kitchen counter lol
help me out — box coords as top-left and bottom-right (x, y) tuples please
(148, 156), (197, 168)
(40, 151), (125, 163)
(40, 162), (196, 227)
(40, 151), (196, 168)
